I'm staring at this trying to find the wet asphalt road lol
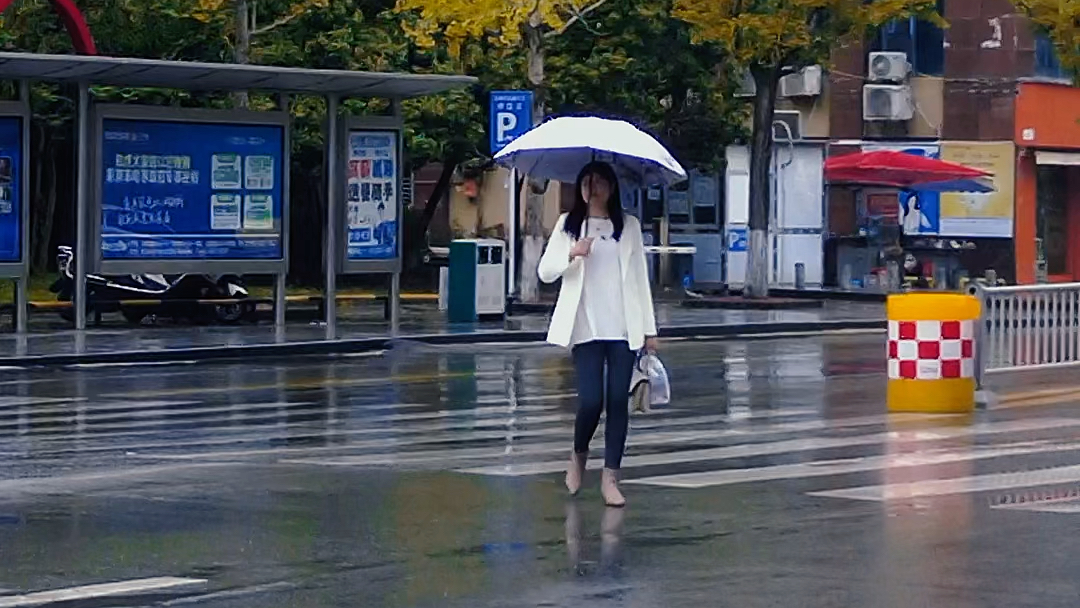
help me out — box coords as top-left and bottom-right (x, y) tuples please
(1, 333), (1080, 607)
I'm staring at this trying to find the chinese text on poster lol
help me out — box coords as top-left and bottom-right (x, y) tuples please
(346, 130), (398, 260)
(101, 118), (284, 260)
(0, 117), (21, 263)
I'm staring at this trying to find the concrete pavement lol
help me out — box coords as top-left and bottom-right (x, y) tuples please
(0, 334), (1079, 606)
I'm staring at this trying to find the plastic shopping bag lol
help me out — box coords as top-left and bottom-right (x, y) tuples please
(629, 351), (671, 413)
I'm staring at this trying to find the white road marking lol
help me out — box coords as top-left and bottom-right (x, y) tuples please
(67, 361), (198, 369)
(0, 577), (206, 608)
(627, 441), (1080, 488)
(456, 418), (1080, 476)
(282, 411), (944, 468)
(810, 463), (1080, 502)
(117, 407), (829, 463)
(0, 463), (233, 496)
(0, 402), (316, 433)
(0, 397), (86, 407)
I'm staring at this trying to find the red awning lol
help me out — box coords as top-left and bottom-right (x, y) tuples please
(824, 150), (991, 188)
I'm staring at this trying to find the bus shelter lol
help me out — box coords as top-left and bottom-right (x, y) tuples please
(0, 52), (475, 336)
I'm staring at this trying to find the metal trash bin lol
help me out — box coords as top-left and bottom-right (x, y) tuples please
(447, 239), (506, 322)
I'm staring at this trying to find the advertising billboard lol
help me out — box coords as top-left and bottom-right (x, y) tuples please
(99, 116), (285, 262)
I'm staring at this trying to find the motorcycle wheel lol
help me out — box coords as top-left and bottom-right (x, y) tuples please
(213, 301), (251, 324)
(121, 308), (147, 324)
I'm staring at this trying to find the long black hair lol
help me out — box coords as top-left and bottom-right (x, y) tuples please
(563, 161), (624, 241)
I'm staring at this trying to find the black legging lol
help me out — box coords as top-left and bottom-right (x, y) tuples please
(571, 340), (636, 469)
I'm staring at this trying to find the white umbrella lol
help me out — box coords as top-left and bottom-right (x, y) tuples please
(492, 116), (687, 186)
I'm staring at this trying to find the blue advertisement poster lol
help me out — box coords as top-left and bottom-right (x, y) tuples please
(0, 117), (22, 263)
(101, 118), (284, 260)
(346, 130), (398, 260)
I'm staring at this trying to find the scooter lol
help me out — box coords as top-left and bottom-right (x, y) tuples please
(49, 246), (255, 325)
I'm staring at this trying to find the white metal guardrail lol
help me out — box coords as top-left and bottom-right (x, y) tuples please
(972, 282), (1080, 389)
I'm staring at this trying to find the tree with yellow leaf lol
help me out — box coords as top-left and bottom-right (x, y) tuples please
(1014, 0), (1080, 77)
(187, 0), (329, 105)
(394, 0), (612, 303)
(674, 0), (940, 297)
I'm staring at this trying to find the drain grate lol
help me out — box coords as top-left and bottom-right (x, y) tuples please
(990, 485), (1080, 511)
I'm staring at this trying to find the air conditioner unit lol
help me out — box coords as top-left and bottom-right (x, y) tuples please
(772, 110), (802, 141)
(863, 84), (914, 121)
(779, 65), (823, 97)
(867, 52), (911, 83)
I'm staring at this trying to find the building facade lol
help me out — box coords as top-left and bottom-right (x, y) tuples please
(732, 0), (1078, 287)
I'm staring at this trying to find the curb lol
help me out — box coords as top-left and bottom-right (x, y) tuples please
(0, 319), (886, 368)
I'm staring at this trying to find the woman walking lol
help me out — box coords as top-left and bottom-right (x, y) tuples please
(538, 161), (658, 507)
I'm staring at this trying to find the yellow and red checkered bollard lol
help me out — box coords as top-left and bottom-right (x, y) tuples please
(886, 292), (981, 413)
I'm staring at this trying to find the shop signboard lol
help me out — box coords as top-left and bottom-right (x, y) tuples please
(940, 142), (1015, 238)
(861, 143), (940, 236)
(98, 111), (286, 268)
(0, 115), (22, 265)
(345, 130), (399, 261)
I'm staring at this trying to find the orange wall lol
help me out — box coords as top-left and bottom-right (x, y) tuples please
(1015, 157), (1080, 283)
(1014, 152), (1036, 284)
(1015, 83), (1080, 149)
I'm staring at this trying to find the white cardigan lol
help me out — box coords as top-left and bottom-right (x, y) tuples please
(538, 213), (657, 351)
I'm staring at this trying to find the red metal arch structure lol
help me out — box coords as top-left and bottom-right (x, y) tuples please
(0, 0), (97, 55)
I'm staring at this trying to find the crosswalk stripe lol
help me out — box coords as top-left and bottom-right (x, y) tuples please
(809, 463), (1080, 502)
(128, 417), (742, 463)
(627, 440), (1080, 488)
(95, 366), (567, 400)
(0, 398), (431, 422)
(24, 411), (579, 460)
(455, 418), (1080, 476)
(280, 411), (945, 468)
(0, 398), (567, 447)
(0, 402), (316, 435)
(0, 391), (585, 439)
(112, 407), (830, 463)
(0, 577), (207, 608)
(0, 397), (86, 407)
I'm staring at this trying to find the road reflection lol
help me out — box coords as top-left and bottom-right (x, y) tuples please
(565, 501), (626, 577)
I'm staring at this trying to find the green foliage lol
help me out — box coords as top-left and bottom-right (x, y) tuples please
(674, 0), (943, 70)
(546, 0), (746, 170)
(1015, 0), (1080, 81)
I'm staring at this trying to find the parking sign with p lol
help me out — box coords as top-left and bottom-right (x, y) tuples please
(490, 91), (533, 154)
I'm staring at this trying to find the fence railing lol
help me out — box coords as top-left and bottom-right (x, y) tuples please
(973, 282), (1080, 387)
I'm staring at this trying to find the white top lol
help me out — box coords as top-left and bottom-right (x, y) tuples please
(537, 213), (657, 352)
(571, 218), (627, 345)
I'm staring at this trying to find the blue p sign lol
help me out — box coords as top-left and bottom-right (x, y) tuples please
(490, 91), (533, 154)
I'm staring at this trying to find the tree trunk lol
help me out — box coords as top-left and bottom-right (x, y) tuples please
(29, 122), (57, 273)
(518, 17), (547, 303)
(419, 159), (458, 236)
(233, 0), (251, 108)
(744, 66), (780, 299)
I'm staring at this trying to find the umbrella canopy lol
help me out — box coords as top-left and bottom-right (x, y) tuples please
(492, 116), (687, 186)
(905, 176), (996, 194)
(825, 149), (992, 189)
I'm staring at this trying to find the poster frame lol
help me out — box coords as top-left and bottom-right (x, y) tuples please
(91, 104), (290, 275)
(0, 101), (29, 278)
(339, 115), (404, 275)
